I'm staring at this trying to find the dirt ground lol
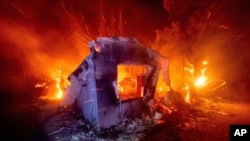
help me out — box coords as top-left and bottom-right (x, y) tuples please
(1, 86), (250, 141)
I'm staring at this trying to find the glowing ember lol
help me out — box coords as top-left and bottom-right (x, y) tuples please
(34, 83), (46, 88)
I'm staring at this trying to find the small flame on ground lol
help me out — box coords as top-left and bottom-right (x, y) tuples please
(55, 77), (63, 99)
(36, 69), (69, 100)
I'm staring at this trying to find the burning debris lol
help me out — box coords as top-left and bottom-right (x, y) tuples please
(181, 58), (227, 104)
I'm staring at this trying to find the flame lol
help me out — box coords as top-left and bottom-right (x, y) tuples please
(118, 84), (124, 94)
(117, 65), (147, 100)
(183, 60), (208, 103)
(182, 60), (228, 104)
(184, 67), (194, 75)
(37, 69), (69, 100)
(55, 76), (63, 99)
(194, 68), (207, 87)
(184, 84), (191, 103)
(117, 65), (171, 100)
(53, 69), (69, 100)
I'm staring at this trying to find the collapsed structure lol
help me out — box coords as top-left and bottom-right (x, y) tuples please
(60, 37), (171, 129)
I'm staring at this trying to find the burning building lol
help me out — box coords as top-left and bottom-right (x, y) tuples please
(1, 0), (250, 140)
(59, 36), (171, 129)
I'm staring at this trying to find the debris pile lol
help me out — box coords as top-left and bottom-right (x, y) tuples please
(30, 91), (190, 140)
(26, 90), (240, 141)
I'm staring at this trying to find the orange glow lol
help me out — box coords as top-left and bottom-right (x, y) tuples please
(184, 84), (191, 103)
(182, 60), (210, 103)
(55, 73), (63, 99)
(38, 69), (69, 100)
(158, 87), (163, 92)
(117, 65), (146, 100)
(202, 61), (208, 65)
(156, 77), (171, 99)
(52, 69), (70, 100)
(34, 83), (46, 88)
(194, 68), (207, 87)
(117, 65), (172, 100)
(184, 66), (194, 75)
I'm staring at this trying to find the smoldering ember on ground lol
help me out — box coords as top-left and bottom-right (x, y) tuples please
(0, 0), (250, 141)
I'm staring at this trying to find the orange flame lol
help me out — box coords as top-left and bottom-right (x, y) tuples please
(183, 60), (209, 103)
(194, 68), (207, 87)
(184, 84), (191, 103)
(37, 69), (69, 100)
(117, 65), (147, 100)
(55, 76), (63, 99)
(53, 69), (70, 100)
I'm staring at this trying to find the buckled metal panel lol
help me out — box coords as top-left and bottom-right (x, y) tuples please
(77, 57), (98, 125)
